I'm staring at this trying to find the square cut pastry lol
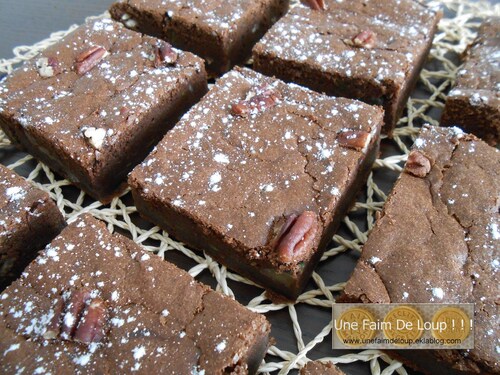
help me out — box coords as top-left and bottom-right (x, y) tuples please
(0, 18), (207, 202)
(253, 0), (441, 133)
(129, 67), (383, 299)
(0, 164), (65, 290)
(0, 214), (271, 374)
(110, 0), (289, 75)
(441, 17), (500, 146)
(342, 125), (499, 374)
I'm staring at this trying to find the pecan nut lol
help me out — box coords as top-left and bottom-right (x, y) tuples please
(43, 298), (65, 340)
(43, 288), (109, 345)
(154, 41), (178, 67)
(231, 83), (282, 117)
(301, 0), (325, 11)
(75, 46), (107, 75)
(60, 288), (92, 339)
(74, 299), (108, 344)
(405, 150), (432, 177)
(274, 211), (318, 263)
(351, 30), (377, 49)
(337, 130), (371, 151)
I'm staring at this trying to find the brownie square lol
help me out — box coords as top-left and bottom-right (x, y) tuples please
(441, 17), (500, 146)
(0, 214), (270, 374)
(0, 164), (65, 290)
(129, 67), (383, 299)
(110, 0), (289, 75)
(342, 125), (499, 374)
(0, 18), (207, 202)
(253, 0), (441, 134)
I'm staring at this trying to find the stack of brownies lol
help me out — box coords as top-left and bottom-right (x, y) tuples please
(0, 0), (498, 374)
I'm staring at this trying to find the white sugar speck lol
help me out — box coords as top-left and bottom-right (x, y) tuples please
(6, 186), (26, 201)
(209, 172), (222, 192)
(214, 153), (229, 164)
(489, 223), (499, 240)
(132, 346), (146, 360)
(431, 287), (444, 299)
(83, 127), (106, 149)
(260, 184), (274, 192)
(74, 353), (91, 366)
(3, 343), (20, 356)
(215, 340), (227, 353)
(63, 313), (75, 328)
(415, 138), (426, 148)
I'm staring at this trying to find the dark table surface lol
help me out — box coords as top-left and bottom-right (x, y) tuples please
(0, 1), (114, 60)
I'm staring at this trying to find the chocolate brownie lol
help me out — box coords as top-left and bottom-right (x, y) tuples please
(0, 164), (65, 291)
(342, 125), (499, 374)
(253, 0), (441, 134)
(129, 67), (383, 299)
(300, 361), (345, 375)
(0, 18), (207, 202)
(110, 0), (289, 75)
(0, 214), (271, 374)
(441, 17), (500, 146)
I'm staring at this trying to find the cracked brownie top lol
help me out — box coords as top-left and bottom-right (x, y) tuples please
(0, 18), (203, 177)
(129, 67), (383, 269)
(0, 214), (269, 374)
(343, 125), (499, 373)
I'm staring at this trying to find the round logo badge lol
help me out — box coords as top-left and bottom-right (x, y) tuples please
(432, 307), (471, 344)
(335, 308), (377, 347)
(383, 306), (423, 346)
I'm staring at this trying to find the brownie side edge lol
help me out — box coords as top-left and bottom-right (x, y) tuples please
(441, 92), (500, 146)
(129, 106), (383, 300)
(0, 166), (66, 290)
(0, 61), (208, 204)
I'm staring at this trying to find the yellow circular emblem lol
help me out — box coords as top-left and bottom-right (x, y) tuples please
(335, 308), (377, 347)
(432, 307), (471, 344)
(383, 306), (423, 346)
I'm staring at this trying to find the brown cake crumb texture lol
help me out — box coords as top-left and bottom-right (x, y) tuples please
(0, 164), (65, 290)
(441, 17), (500, 146)
(342, 125), (499, 374)
(0, 215), (270, 374)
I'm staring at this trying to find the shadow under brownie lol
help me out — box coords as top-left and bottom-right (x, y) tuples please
(0, 214), (270, 374)
(0, 18), (207, 203)
(129, 67), (383, 300)
(341, 125), (499, 374)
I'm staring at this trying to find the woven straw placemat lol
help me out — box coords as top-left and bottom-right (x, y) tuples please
(0, 0), (498, 374)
